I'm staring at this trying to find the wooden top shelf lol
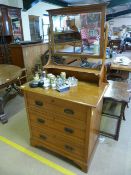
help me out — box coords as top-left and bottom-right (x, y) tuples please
(44, 64), (100, 75)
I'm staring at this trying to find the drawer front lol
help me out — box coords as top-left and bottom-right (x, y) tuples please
(53, 122), (85, 140)
(31, 127), (55, 144)
(30, 120), (84, 147)
(31, 137), (84, 160)
(26, 93), (50, 110)
(28, 109), (54, 128)
(55, 130), (84, 148)
(31, 127), (84, 158)
(30, 117), (85, 140)
(49, 104), (87, 121)
(54, 113), (86, 130)
(29, 114), (54, 129)
(28, 109), (54, 120)
(26, 92), (87, 121)
(28, 108), (85, 140)
(54, 138), (84, 158)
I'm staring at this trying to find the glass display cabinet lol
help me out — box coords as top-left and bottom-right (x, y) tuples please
(45, 3), (108, 86)
(0, 4), (23, 63)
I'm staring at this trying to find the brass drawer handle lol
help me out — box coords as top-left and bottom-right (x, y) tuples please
(64, 109), (74, 115)
(37, 118), (45, 123)
(35, 100), (43, 106)
(64, 127), (74, 134)
(39, 134), (47, 140)
(64, 145), (74, 152)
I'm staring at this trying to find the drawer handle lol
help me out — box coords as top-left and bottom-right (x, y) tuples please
(64, 127), (74, 134)
(37, 118), (45, 123)
(39, 134), (47, 140)
(64, 109), (74, 115)
(35, 100), (43, 106)
(64, 145), (74, 152)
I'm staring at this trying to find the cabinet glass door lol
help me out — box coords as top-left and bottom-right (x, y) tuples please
(8, 9), (22, 41)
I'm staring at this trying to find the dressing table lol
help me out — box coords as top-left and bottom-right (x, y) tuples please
(22, 4), (108, 172)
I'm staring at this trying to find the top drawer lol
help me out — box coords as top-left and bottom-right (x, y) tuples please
(26, 92), (87, 121)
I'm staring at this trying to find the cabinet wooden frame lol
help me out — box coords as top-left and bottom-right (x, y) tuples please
(22, 81), (107, 172)
(0, 4), (23, 63)
(0, 4), (23, 40)
(47, 3), (106, 59)
(22, 3), (108, 173)
(44, 3), (108, 86)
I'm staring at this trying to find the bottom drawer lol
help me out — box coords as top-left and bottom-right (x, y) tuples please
(31, 127), (84, 158)
(31, 137), (85, 161)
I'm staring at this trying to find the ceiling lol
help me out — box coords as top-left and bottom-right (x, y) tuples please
(23, 0), (131, 20)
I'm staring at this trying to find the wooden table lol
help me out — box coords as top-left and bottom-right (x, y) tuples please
(110, 52), (131, 72)
(111, 62), (131, 72)
(0, 64), (22, 123)
(104, 80), (130, 102)
(109, 52), (131, 81)
(0, 64), (22, 88)
(101, 80), (130, 140)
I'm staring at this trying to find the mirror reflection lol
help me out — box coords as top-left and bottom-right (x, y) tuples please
(52, 12), (101, 55)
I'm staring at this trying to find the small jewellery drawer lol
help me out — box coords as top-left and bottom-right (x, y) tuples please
(26, 92), (87, 121)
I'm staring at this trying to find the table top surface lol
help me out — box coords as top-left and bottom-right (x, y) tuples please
(21, 81), (107, 107)
(111, 63), (131, 71)
(0, 64), (22, 88)
(110, 52), (131, 72)
(104, 80), (130, 102)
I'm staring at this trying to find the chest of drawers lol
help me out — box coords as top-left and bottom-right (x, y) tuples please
(22, 82), (106, 172)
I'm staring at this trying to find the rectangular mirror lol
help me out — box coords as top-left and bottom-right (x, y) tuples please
(52, 12), (101, 56)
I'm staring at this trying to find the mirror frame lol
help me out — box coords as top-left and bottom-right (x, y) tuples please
(47, 3), (106, 59)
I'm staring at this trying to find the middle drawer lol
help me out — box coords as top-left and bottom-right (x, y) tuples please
(28, 110), (85, 140)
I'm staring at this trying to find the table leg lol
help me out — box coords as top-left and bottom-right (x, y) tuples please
(0, 97), (8, 124)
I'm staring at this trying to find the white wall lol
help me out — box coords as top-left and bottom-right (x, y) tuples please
(109, 14), (131, 28)
(0, 0), (61, 41)
(0, 0), (23, 8)
(27, 2), (61, 41)
(21, 11), (31, 41)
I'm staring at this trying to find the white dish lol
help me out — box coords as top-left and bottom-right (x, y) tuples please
(120, 63), (129, 66)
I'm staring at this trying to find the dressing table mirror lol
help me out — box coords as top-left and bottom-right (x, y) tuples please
(45, 3), (107, 86)
(52, 12), (101, 56)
